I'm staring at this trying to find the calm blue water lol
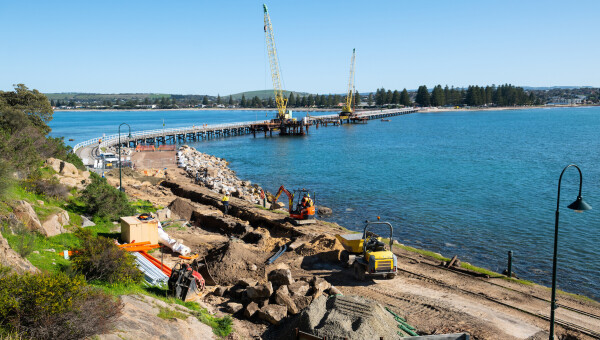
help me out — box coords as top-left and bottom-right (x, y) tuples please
(50, 108), (600, 300)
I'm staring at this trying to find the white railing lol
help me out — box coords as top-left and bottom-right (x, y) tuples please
(308, 108), (417, 121)
(73, 120), (268, 153)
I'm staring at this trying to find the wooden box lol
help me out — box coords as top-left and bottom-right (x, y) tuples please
(120, 216), (158, 244)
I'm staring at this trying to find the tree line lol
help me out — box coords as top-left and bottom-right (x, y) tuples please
(414, 84), (540, 107)
(237, 91), (362, 109)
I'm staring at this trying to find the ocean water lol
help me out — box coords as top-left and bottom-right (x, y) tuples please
(50, 107), (600, 300)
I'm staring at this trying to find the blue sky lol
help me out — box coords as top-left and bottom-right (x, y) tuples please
(1, 0), (599, 95)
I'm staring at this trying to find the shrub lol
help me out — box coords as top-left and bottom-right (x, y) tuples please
(0, 163), (14, 199)
(0, 272), (121, 340)
(80, 173), (135, 220)
(24, 177), (69, 200)
(11, 222), (36, 258)
(71, 228), (142, 285)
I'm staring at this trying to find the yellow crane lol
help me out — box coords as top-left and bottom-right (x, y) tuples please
(340, 48), (356, 119)
(263, 4), (291, 121)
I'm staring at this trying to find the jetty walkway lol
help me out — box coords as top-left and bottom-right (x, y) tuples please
(74, 108), (418, 165)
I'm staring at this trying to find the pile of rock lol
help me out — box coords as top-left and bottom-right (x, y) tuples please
(177, 145), (263, 204)
(214, 268), (338, 326)
(45, 158), (90, 190)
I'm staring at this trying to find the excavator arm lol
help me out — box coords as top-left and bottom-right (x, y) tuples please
(272, 185), (294, 213)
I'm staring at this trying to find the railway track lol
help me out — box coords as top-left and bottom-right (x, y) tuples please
(393, 266), (600, 339)
(393, 251), (600, 322)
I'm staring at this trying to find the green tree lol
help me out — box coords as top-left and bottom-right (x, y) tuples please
(240, 94), (247, 107)
(0, 84), (65, 173)
(368, 93), (373, 106)
(80, 173), (136, 220)
(400, 88), (411, 106)
(307, 94), (314, 107)
(355, 91), (361, 105)
(333, 94), (341, 106)
(288, 92), (296, 107)
(386, 90), (393, 104)
(202, 95), (209, 106)
(415, 85), (430, 106)
(217, 94), (222, 105)
(228, 95), (233, 105)
(391, 90), (400, 104)
(251, 96), (262, 107)
(431, 85), (445, 107)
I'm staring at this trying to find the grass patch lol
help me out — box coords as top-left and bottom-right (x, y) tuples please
(394, 243), (451, 262)
(132, 200), (157, 213)
(163, 222), (185, 231)
(157, 306), (188, 320)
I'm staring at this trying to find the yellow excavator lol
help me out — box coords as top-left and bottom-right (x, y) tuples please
(336, 219), (398, 280)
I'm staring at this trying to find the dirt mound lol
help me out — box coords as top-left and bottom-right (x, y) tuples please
(295, 235), (344, 262)
(106, 168), (163, 185)
(205, 241), (269, 286)
(266, 294), (402, 340)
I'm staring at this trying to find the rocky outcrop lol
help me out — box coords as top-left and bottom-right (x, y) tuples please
(177, 145), (264, 204)
(97, 294), (214, 340)
(41, 210), (70, 236)
(0, 233), (39, 274)
(11, 200), (43, 233)
(45, 158), (91, 189)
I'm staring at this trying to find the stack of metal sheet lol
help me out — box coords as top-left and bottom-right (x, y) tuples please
(131, 252), (169, 286)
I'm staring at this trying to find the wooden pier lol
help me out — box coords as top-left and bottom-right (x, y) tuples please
(308, 107), (418, 127)
(73, 108), (419, 163)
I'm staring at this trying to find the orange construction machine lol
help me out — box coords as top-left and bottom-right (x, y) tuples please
(270, 186), (316, 225)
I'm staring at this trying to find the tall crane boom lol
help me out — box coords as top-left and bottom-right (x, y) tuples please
(263, 4), (289, 120)
(341, 48), (356, 116)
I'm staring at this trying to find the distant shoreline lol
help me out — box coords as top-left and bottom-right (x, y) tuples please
(55, 104), (598, 113)
(54, 107), (339, 113)
(419, 104), (599, 113)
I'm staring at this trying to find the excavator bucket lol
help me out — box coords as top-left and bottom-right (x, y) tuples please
(193, 257), (217, 286)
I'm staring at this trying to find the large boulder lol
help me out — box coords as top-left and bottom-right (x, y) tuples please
(236, 278), (257, 287)
(293, 295), (313, 311)
(288, 280), (310, 297)
(156, 208), (171, 221)
(226, 302), (243, 314)
(41, 209), (70, 236)
(246, 282), (273, 299)
(244, 301), (259, 318)
(268, 268), (294, 286)
(312, 277), (331, 292)
(257, 304), (287, 325)
(60, 161), (79, 178)
(275, 285), (299, 315)
(45, 158), (79, 177)
(0, 233), (39, 274)
(11, 200), (43, 233)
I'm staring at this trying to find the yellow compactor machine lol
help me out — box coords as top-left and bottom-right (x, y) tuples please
(336, 220), (398, 281)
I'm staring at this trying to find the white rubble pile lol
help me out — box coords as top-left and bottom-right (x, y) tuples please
(177, 145), (263, 204)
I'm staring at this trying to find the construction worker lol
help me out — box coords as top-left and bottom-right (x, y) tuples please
(306, 193), (313, 207)
(300, 194), (308, 208)
(221, 192), (230, 214)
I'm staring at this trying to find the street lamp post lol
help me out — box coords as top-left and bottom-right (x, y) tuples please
(549, 164), (591, 340)
(118, 123), (132, 192)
